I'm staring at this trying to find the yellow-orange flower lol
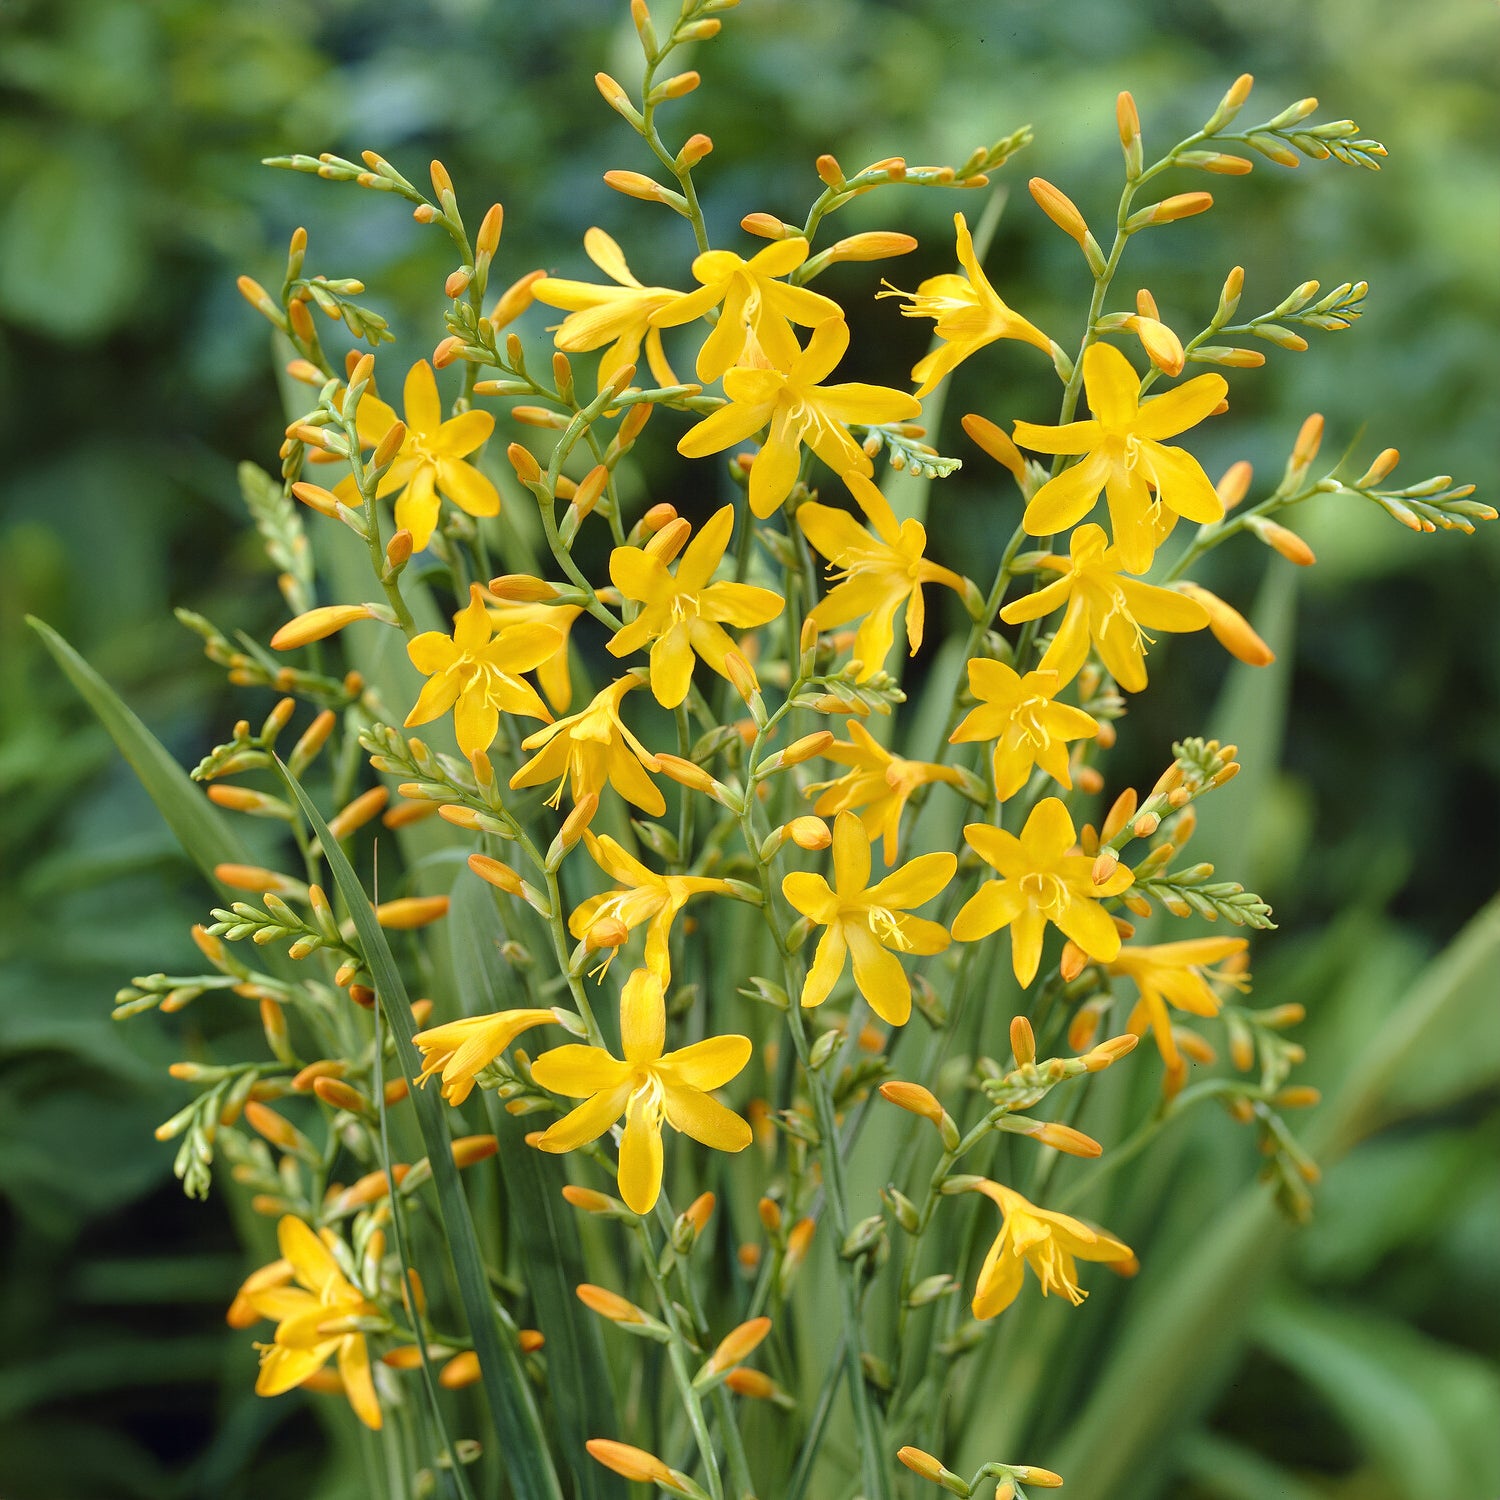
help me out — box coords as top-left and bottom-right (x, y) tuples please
(411, 1007), (558, 1106)
(569, 831), (739, 984)
(650, 238), (841, 382)
(952, 797), (1132, 986)
(509, 675), (664, 819)
(245, 1216), (382, 1429)
(807, 720), (965, 864)
(531, 968), (752, 1214)
(532, 228), (684, 393)
(968, 1179), (1135, 1318)
(406, 584), (559, 758)
(607, 504), (784, 708)
(949, 658), (1098, 800)
(998, 523), (1209, 693)
(354, 360), (499, 550)
(677, 318), (921, 518)
(1107, 937), (1249, 1077)
(800, 472), (966, 680)
(782, 810), (954, 1025)
(1014, 341), (1227, 572)
(880, 211), (1054, 397)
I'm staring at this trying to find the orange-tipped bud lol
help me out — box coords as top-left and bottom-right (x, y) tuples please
(644, 515), (692, 564)
(1028, 177), (1090, 245)
(1249, 516), (1316, 565)
(1027, 1120), (1103, 1157)
(214, 863), (302, 895)
(784, 1217), (815, 1268)
(657, 70), (700, 100)
(595, 71), (632, 112)
(375, 895), (450, 929)
(290, 481), (343, 517)
(757, 1195), (783, 1232)
(1010, 1015), (1036, 1066)
(312, 1076), (371, 1114)
(468, 854), (526, 896)
(1085, 1033), (1140, 1071)
(436, 1351), (481, 1388)
(761, 730), (833, 774)
(487, 574), (560, 603)
(236, 275), (283, 323)
(1292, 412), (1325, 468)
(1014, 1467), (1065, 1488)
(271, 604), (377, 650)
(475, 202), (504, 261)
(372, 420), (408, 471)
(828, 231), (918, 262)
(725, 1368), (779, 1400)
(584, 916), (630, 952)
(562, 1184), (622, 1215)
(815, 153), (844, 187)
(1116, 91), (1141, 147)
(512, 404), (569, 430)
(742, 212), (795, 240)
(1275, 1085), (1322, 1110)
(685, 1192), (715, 1235)
(603, 169), (672, 202)
(586, 1441), (678, 1488)
(961, 412), (1028, 480)
(573, 464), (610, 518)
(326, 785), (389, 843)
(699, 1317), (771, 1383)
(576, 1284), (651, 1325)
(1356, 448), (1400, 487)
(897, 1447), (967, 1492)
(1059, 940), (1089, 983)
(787, 815), (832, 851)
(723, 649), (760, 704)
(652, 753), (718, 796)
(1216, 459), (1253, 510)
(244, 1101), (307, 1154)
(1091, 848), (1120, 887)
(506, 442), (542, 485)
(450, 1134), (498, 1168)
(519, 1328), (545, 1353)
(1175, 582), (1275, 667)
(1135, 192), (1214, 227)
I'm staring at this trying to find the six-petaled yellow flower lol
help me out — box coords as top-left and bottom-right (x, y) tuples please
(569, 832), (740, 985)
(677, 318), (921, 517)
(510, 674), (664, 819)
(952, 797), (1133, 986)
(531, 968), (752, 1214)
(800, 472), (967, 681)
(949, 658), (1099, 800)
(245, 1215), (382, 1429)
(1015, 340), (1228, 572)
(968, 1179), (1135, 1318)
(486, 592), (585, 713)
(411, 1006), (558, 1106)
(353, 360), (500, 551)
(533, 228), (685, 393)
(782, 810), (954, 1025)
(1107, 936), (1249, 1082)
(607, 504), (784, 708)
(406, 584), (559, 758)
(650, 238), (841, 382)
(999, 523), (1209, 693)
(807, 720), (966, 864)
(881, 211), (1054, 397)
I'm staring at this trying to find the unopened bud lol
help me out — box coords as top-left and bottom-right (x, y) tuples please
(450, 1134), (498, 1168)
(696, 1317), (771, 1385)
(787, 815), (832, 851)
(1356, 448), (1400, 488)
(1129, 192), (1213, 230)
(507, 442), (542, 485)
(270, 604), (377, 651)
(375, 895), (450, 929)
(1216, 459), (1253, 509)
(372, 421), (408, 470)
(1010, 1015), (1036, 1066)
(1028, 177), (1090, 246)
(1248, 516), (1316, 565)
(828, 231), (918, 262)
(815, 154), (844, 187)
(603, 169), (673, 203)
(961, 413), (1027, 481)
(897, 1446), (972, 1496)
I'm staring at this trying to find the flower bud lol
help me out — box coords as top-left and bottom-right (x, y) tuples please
(695, 1317), (771, 1386)
(961, 413), (1027, 481)
(897, 1446), (972, 1496)
(375, 895), (450, 929)
(1010, 1015), (1036, 1067)
(1028, 177), (1090, 246)
(270, 604), (377, 650)
(1175, 582), (1275, 667)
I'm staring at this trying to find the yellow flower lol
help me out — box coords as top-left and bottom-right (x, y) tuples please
(782, 810), (955, 1025)
(406, 584), (560, 759)
(998, 523), (1209, 693)
(808, 720), (965, 864)
(880, 212), (1054, 397)
(531, 968), (752, 1214)
(800, 472), (966, 680)
(968, 1179), (1135, 1318)
(952, 797), (1133, 986)
(411, 1007), (558, 1106)
(650, 238), (842, 383)
(354, 360), (499, 550)
(246, 1215), (382, 1429)
(677, 318), (921, 518)
(607, 504), (784, 708)
(949, 658), (1098, 800)
(1013, 340), (1227, 572)
(569, 831), (739, 984)
(486, 594), (584, 713)
(1107, 937), (1249, 1078)
(509, 674), (664, 819)
(532, 228), (684, 394)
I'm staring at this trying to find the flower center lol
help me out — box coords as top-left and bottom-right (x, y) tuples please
(865, 905), (912, 950)
(1019, 871), (1070, 918)
(1011, 694), (1053, 749)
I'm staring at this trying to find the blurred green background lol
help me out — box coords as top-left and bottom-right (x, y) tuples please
(1, 0), (1496, 1497)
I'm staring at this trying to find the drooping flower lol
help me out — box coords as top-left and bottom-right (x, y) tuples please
(1013, 340), (1228, 572)
(509, 674), (664, 819)
(949, 658), (1098, 800)
(244, 1215), (382, 1429)
(485, 593), (585, 713)
(353, 360), (500, 550)
(968, 1179), (1135, 1318)
(607, 504), (784, 708)
(781, 810), (955, 1025)
(568, 832), (739, 984)
(952, 797), (1133, 986)
(677, 318), (921, 518)
(411, 1007), (558, 1106)
(531, 968), (752, 1214)
(1107, 937), (1249, 1079)
(880, 212), (1054, 397)
(998, 523), (1209, 693)
(807, 720), (966, 864)
(799, 472), (967, 680)
(650, 238), (841, 383)
(532, 228), (685, 393)
(406, 584), (559, 758)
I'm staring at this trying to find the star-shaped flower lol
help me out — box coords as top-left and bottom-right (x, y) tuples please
(411, 1006), (558, 1106)
(1107, 936), (1249, 1082)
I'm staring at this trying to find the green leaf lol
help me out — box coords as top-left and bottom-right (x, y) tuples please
(27, 616), (254, 889)
(1175, 1430), (1326, 1500)
(1253, 1295), (1500, 1497)
(278, 760), (565, 1500)
(448, 872), (627, 1500)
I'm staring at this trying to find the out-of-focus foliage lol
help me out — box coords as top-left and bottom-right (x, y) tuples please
(1, 0), (1494, 1496)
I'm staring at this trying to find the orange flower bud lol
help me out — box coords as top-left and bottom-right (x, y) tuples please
(603, 169), (672, 202)
(828, 231), (918, 262)
(741, 212), (794, 240)
(1216, 459), (1253, 510)
(586, 1440), (678, 1487)
(313, 1076), (372, 1114)
(961, 412), (1028, 480)
(576, 1284), (651, 1325)
(270, 604), (377, 651)
(1010, 1015), (1037, 1067)
(506, 442), (542, 485)
(1028, 177), (1090, 245)
(725, 1368), (778, 1400)
(699, 1317), (772, 1381)
(815, 153), (844, 187)
(326, 785), (389, 843)
(787, 815), (832, 851)
(438, 1351), (482, 1389)
(475, 202), (503, 260)
(450, 1134), (498, 1168)
(1249, 517), (1316, 565)
(375, 895), (450, 929)
(1175, 582), (1275, 667)
(1356, 447), (1400, 487)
